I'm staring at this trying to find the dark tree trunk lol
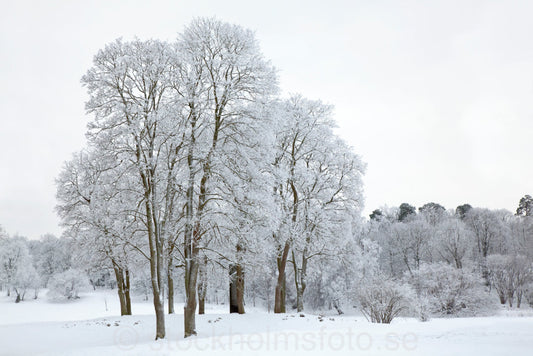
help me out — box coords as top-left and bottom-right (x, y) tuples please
(138, 159), (166, 340)
(198, 294), (205, 314)
(229, 264), (245, 314)
(145, 198), (165, 339)
(184, 252), (199, 337)
(125, 269), (132, 315)
(112, 263), (128, 316)
(198, 255), (207, 315)
(184, 226), (200, 337)
(274, 241), (290, 313)
(168, 259), (175, 314)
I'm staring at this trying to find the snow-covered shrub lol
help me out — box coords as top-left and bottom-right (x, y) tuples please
(410, 295), (431, 322)
(355, 276), (412, 323)
(47, 269), (90, 300)
(408, 262), (493, 316)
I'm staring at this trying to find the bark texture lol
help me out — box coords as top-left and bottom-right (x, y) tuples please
(229, 264), (245, 314)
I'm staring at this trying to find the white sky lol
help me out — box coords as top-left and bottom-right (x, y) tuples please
(1, 0), (532, 238)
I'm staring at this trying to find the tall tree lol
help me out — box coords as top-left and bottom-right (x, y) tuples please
(464, 208), (507, 283)
(419, 202), (446, 226)
(56, 149), (140, 316)
(369, 209), (383, 221)
(81, 39), (176, 339)
(173, 18), (277, 336)
(271, 96), (364, 312)
(455, 204), (472, 220)
(398, 203), (416, 222)
(434, 218), (473, 269)
(516, 195), (533, 216)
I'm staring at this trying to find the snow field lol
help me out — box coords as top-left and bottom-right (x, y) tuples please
(1, 290), (533, 355)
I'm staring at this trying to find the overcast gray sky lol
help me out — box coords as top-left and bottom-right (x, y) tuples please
(1, 0), (532, 238)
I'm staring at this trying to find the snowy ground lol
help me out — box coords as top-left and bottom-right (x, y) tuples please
(1, 290), (533, 355)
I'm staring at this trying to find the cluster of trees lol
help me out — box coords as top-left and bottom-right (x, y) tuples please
(55, 18), (365, 339)
(0, 231), (85, 302)
(4, 18), (531, 338)
(361, 197), (533, 321)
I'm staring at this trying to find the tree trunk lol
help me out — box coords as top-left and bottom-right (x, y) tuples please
(229, 264), (245, 314)
(333, 300), (344, 315)
(274, 241), (290, 313)
(152, 287), (166, 339)
(454, 256), (462, 269)
(125, 269), (132, 315)
(198, 256), (207, 315)
(292, 250), (308, 313)
(236, 264), (245, 314)
(198, 293), (206, 315)
(112, 263), (128, 316)
(168, 259), (175, 314)
(184, 250), (199, 337)
(150, 247), (166, 340)
(184, 221), (200, 337)
(183, 123), (199, 337)
(139, 161), (166, 340)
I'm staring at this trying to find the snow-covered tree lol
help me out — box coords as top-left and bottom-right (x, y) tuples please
(47, 268), (90, 300)
(80, 37), (182, 338)
(418, 202), (446, 226)
(0, 235), (35, 301)
(433, 218), (474, 269)
(407, 262), (492, 316)
(29, 234), (71, 287)
(516, 194), (533, 217)
(172, 18), (278, 336)
(270, 96), (365, 313)
(389, 218), (432, 276)
(56, 148), (143, 316)
(12, 263), (40, 302)
(487, 254), (532, 307)
(464, 208), (508, 283)
(398, 203), (416, 222)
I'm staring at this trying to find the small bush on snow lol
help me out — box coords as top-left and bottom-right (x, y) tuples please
(47, 269), (90, 300)
(355, 276), (412, 323)
(407, 262), (494, 316)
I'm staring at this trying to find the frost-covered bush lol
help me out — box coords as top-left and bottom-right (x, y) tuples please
(47, 269), (90, 300)
(408, 262), (493, 316)
(409, 295), (432, 322)
(356, 276), (412, 323)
